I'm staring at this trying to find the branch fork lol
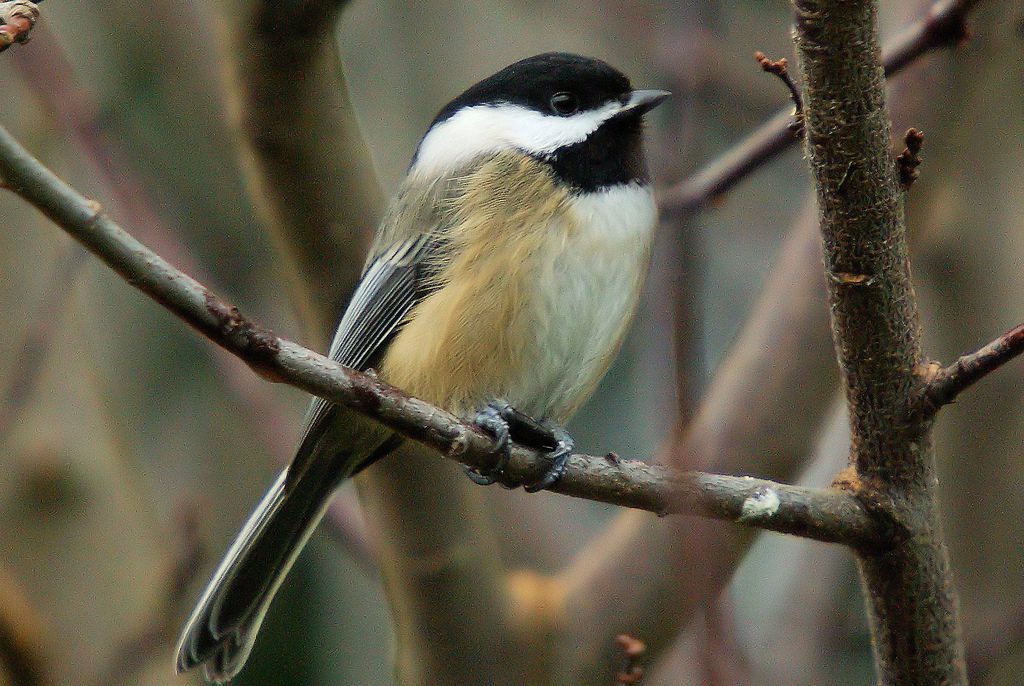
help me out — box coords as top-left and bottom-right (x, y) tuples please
(914, 321), (1024, 416)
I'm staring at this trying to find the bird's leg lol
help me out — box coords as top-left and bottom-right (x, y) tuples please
(465, 399), (575, 492)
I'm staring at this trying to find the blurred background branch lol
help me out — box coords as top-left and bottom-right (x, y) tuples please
(218, 0), (382, 345)
(0, 567), (49, 686)
(216, 1), (518, 680)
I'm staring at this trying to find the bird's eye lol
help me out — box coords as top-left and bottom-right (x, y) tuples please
(549, 92), (579, 116)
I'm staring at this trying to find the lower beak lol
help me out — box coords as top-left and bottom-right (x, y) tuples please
(622, 89), (671, 115)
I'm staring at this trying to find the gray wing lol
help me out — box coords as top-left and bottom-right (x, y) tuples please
(327, 236), (439, 371)
(291, 234), (442, 475)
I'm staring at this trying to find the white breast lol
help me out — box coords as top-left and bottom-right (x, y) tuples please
(509, 183), (657, 420)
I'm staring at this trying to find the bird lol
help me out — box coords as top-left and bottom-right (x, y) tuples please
(175, 51), (668, 682)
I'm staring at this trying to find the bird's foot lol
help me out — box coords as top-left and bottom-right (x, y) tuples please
(523, 421), (574, 493)
(464, 400), (575, 492)
(464, 400), (514, 487)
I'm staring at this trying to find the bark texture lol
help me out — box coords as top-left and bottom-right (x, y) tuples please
(793, 0), (967, 682)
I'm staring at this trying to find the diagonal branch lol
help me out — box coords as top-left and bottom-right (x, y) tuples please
(0, 123), (887, 550)
(658, 0), (984, 215)
(916, 321), (1024, 414)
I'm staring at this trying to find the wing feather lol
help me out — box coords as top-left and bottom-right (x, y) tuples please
(292, 233), (443, 470)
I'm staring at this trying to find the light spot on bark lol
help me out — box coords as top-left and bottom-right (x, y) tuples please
(740, 487), (781, 521)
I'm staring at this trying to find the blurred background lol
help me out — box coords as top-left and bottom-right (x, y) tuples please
(0, 0), (1021, 684)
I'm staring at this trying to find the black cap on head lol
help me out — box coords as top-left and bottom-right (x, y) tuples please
(431, 53), (633, 127)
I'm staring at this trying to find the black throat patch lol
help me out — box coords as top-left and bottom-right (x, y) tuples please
(541, 112), (650, 192)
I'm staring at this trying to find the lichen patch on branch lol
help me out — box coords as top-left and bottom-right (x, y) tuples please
(738, 487), (781, 522)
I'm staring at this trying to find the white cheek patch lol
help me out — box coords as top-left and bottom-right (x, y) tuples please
(410, 101), (621, 179)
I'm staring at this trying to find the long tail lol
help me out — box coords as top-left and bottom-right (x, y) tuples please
(175, 446), (357, 682)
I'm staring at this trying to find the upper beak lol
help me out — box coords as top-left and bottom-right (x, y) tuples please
(622, 89), (671, 115)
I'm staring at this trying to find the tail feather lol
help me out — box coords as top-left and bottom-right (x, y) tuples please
(175, 458), (342, 683)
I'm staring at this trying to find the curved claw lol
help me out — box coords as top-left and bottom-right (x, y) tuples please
(464, 400), (513, 486)
(464, 464), (498, 485)
(523, 424), (575, 492)
(465, 402), (576, 492)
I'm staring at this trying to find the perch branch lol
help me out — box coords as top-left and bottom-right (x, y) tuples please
(0, 123), (887, 550)
(658, 0), (984, 215)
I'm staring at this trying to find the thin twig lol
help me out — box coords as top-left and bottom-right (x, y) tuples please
(754, 51), (803, 133)
(0, 123), (889, 549)
(916, 321), (1024, 414)
(658, 0), (984, 214)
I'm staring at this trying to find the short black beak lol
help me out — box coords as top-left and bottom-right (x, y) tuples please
(622, 89), (671, 116)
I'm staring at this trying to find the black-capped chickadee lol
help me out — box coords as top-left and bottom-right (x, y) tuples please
(176, 52), (668, 682)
